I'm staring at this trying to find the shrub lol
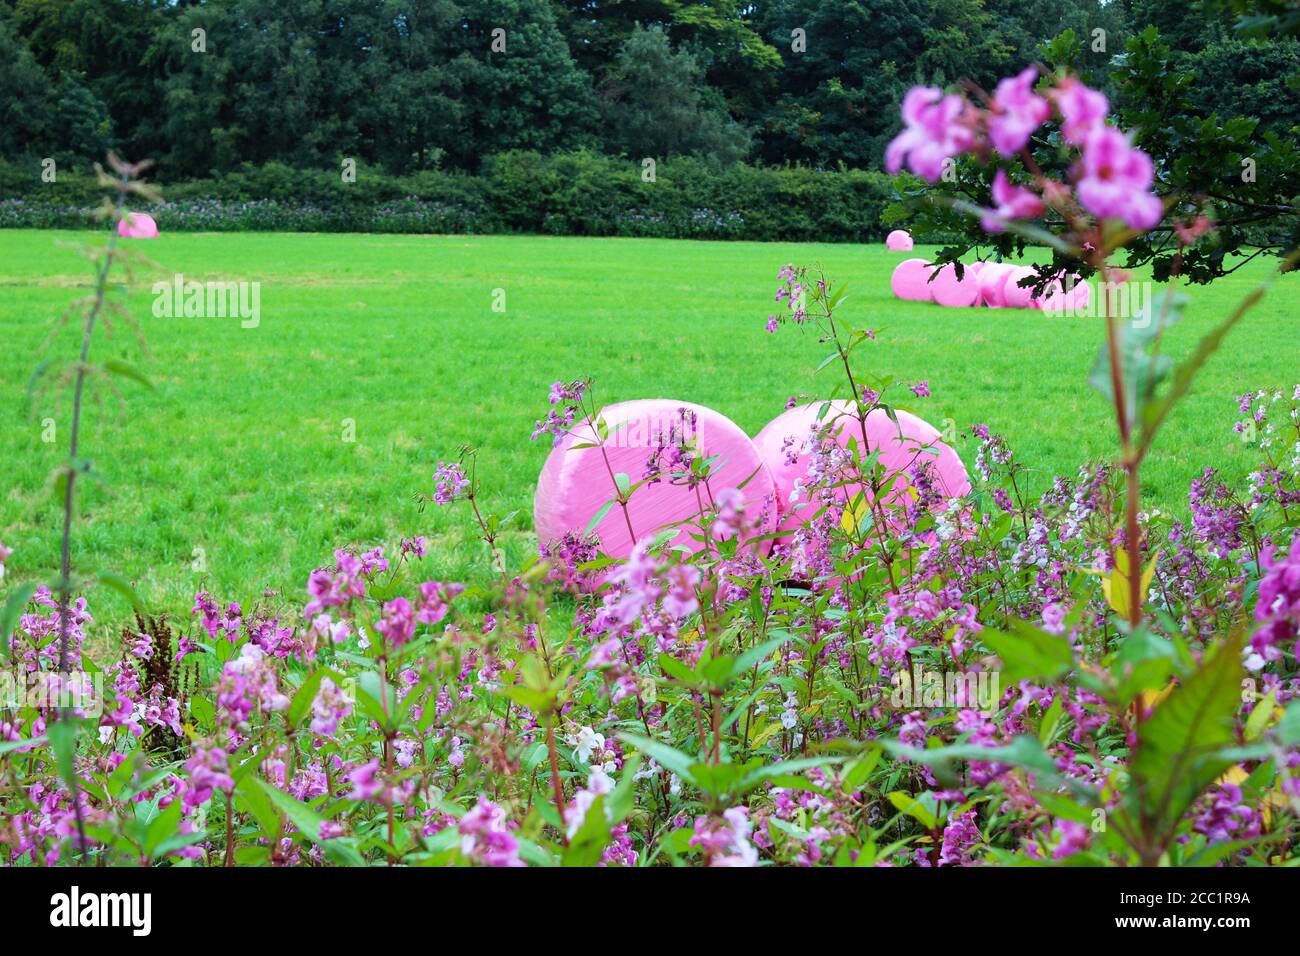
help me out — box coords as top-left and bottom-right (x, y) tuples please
(0, 154), (895, 241)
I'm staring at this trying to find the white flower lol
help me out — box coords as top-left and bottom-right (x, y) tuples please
(571, 725), (604, 764)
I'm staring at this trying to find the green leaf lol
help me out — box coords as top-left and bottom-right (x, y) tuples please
(1088, 293), (1186, 433)
(102, 358), (153, 390)
(499, 684), (551, 713)
(731, 636), (789, 682)
(585, 499), (616, 534)
(563, 795), (611, 867)
(656, 653), (697, 684)
(47, 718), (81, 790)
(236, 779), (281, 837)
(1129, 631), (1243, 839)
(619, 732), (696, 785)
(1037, 694), (1065, 746)
(189, 695), (215, 728)
(96, 571), (144, 610)
(144, 797), (183, 859)
(981, 620), (1074, 684)
(0, 583), (38, 656)
(735, 756), (846, 794)
(255, 778), (330, 843)
(1276, 701), (1300, 746)
(888, 791), (938, 830)
(286, 668), (332, 729)
(690, 761), (752, 798)
(882, 735), (1064, 786)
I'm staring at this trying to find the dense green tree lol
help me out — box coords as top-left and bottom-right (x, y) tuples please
(749, 0), (1019, 168)
(0, 10), (52, 160)
(599, 24), (750, 164)
(1184, 35), (1300, 138)
(553, 0), (781, 113)
(154, 0), (352, 176)
(13, 0), (169, 161)
(0, 0), (1294, 269)
(436, 0), (601, 169)
(1127, 0), (1236, 50)
(347, 1), (467, 173)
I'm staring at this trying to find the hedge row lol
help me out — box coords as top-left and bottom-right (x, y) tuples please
(0, 152), (897, 242)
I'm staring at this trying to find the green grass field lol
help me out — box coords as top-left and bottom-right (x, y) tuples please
(2, 230), (1295, 628)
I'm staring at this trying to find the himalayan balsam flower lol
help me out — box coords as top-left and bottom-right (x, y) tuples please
(1250, 532), (1300, 669)
(183, 744), (234, 809)
(532, 380), (588, 444)
(0, 542), (11, 582)
(458, 797), (524, 867)
(689, 807), (759, 866)
(415, 581), (464, 625)
(1075, 126), (1163, 230)
(309, 677), (352, 736)
(1052, 77), (1109, 145)
(988, 67), (1049, 157)
(982, 170), (1044, 232)
(712, 487), (748, 539)
(432, 463), (470, 506)
(885, 86), (974, 182)
(375, 597), (416, 648)
(571, 726), (605, 764)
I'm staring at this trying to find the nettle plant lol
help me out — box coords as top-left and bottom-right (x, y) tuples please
(2, 77), (1300, 866)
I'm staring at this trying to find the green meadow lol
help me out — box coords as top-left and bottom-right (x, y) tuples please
(1, 230), (1295, 628)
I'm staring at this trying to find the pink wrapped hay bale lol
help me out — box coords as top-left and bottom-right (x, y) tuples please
(1070, 279), (1092, 313)
(890, 258), (934, 301)
(1032, 277), (1068, 313)
(976, 263), (1016, 307)
(751, 401), (971, 548)
(885, 229), (914, 251)
(117, 212), (158, 239)
(1001, 266), (1037, 309)
(929, 262), (981, 308)
(534, 399), (778, 561)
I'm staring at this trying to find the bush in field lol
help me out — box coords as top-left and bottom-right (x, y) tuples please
(0, 153), (895, 243)
(3, 69), (1300, 868)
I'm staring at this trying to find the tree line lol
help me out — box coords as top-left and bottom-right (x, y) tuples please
(2, 0), (1297, 182)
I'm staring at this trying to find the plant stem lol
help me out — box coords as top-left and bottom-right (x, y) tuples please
(545, 716), (568, 846)
(55, 174), (128, 864)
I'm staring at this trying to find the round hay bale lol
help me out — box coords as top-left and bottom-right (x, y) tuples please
(117, 212), (158, 239)
(751, 401), (971, 546)
(534, 399), (777, 560)
(890, 258), (933, 302)
(1001, 266), (1037, 309)
(930, 263), (980, 308)
(885, 229), (914, 251)
(976, 263), (1015, 307)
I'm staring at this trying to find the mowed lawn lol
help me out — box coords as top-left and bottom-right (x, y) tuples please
(1, 229), (1296, 627)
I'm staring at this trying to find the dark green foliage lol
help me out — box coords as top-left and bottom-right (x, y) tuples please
(0, 152), (894, 241)
(599, 25), (751, 165)
(0, 0), (1295, 256)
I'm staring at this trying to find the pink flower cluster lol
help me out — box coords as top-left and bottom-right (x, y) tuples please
(1251, 532), (1300, 667)
(886, 68), (1163, 231)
